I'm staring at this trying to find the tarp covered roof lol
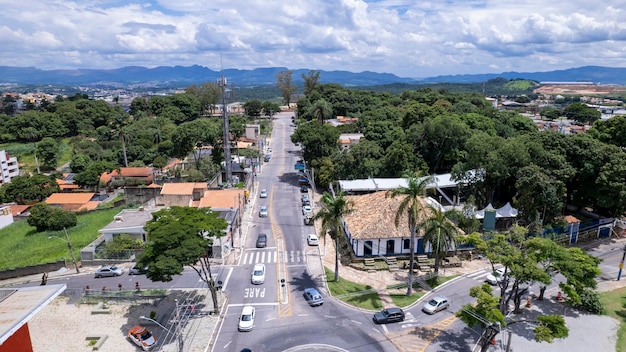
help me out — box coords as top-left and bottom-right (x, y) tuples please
(475, 202), (518, 219)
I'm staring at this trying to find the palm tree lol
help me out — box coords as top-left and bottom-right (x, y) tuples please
(309, 99), (333, 124)
(420, 205), (459, 277)
(313, 190), (354, 282)
(386, 171), (434, 296)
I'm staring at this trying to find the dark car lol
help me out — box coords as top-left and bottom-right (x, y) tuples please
(300, 185), (308, 193)
(373, 307), (405, 324)
(264, 154), (271, 162)
(256, 233), (267, 248)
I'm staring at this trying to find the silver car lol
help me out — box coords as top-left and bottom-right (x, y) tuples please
(259, 205), (268, 218)
(422, 296), (449, 315)
(94, 265), (124, 278)
(303, 288), (324, 307)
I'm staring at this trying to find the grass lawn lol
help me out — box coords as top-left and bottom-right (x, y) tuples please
(0, 207), (125, 271)
(324, 267), (382, 310)
(600, 287), (626, 352)
(386, 274), (461, 308)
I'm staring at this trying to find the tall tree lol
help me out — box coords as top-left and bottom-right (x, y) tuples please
(37, 137), (59, 170)
(302, 70), (321, 95)
(312, 190), (354, 282)
(276, 70), (297, 106)
(139, 207), (228, 313)
(419, 205), (460, 277)
(109, 108), (132, 167)
(386, 171), (434, 296)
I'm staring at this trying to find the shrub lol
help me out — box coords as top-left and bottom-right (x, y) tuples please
(575, 288), (603, 314)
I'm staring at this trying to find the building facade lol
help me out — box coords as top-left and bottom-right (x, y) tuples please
(0, 151), (19, 186)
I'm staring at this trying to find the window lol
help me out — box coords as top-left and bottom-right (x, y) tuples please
(403, 239), (410, 250)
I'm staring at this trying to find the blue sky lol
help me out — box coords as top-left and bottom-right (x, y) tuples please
(0, 0), (625, 79)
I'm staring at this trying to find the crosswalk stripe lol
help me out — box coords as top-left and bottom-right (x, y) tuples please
(242, 250), (305, 264)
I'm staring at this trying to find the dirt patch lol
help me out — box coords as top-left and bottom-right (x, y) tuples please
(534, 84), (626, 95)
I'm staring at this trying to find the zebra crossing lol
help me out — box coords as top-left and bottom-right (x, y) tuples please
(242, 250), (306, 265)
(466, 269), (492, 282)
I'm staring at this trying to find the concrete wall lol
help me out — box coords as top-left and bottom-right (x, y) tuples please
(0, 261), (66, 280)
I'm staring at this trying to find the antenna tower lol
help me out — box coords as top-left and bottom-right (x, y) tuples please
(219, 67), (232, 187)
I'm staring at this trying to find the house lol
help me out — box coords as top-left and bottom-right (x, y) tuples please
(97, 208), (155, 242)
(99, 167), (155, 187)
(44, 193), (101, 212)
(338, 133), (364, 150)
(0, 151), (19, 186)
(0, 205), (13, 230)
(157, 182), (207, 207)
(55, 174), (80, 191)
(0, 284), (66, 352)
(198, 189), (245, 258)
(342, 191), (433, 257)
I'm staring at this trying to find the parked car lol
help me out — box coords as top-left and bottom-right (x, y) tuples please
(422, 296), (450, 315)
(267, 147), (272, 153)
(129, 264), (147, 275)
(259, 205), (268, 218)
(373, 307), (405, 324)
(302, 205), (312, 215)
(307, 233), (319, 246)
(128, 325), (157, 350)
(256, 233), (267, 248)
(251, 263), (266, 284)
(486, 268), (508, 285)
(264, 154), (271, 162)
(238, 306), (256, 332)
(300, 185), (308, 193)
(302, 199), (311, 206)
(301, 194), (310, 204)
(303, 287), (324, 307)
(260, 189), (267, 198)
(95, 265), (124, 278)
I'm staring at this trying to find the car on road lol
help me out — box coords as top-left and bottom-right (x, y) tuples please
(307, 233), (319, 246)
(300, 185), (308, 193)
(303, 287), (324, 307)
(267, 147), (272, 153)
(238, 306), (256, 332)
(129, 264), (147, 275)
(260, 189), (267, 198)
(301, 194), (310, 203)
(422, 296), (450, 315)
(251, 263), (266, 284)
(128, 325), (157, 350)
(264, 154), (270, 162)
(302, 205), (312, 215)
(486, 268), (508, 285)
(373, 307), (405, 324)
(95, 265), (124, 278)
(256, 233), (267, 248)
(259, 205), (268, 218)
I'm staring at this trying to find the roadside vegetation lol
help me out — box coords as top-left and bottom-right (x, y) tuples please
(0, 207), (123, 271)
(600, 287), (626, 351)
(324, 267), (382, 310)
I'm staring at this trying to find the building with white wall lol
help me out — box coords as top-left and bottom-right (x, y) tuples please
(0, 151), (19, 185)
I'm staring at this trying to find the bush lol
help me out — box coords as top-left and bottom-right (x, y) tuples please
(575, 288), (603, 314)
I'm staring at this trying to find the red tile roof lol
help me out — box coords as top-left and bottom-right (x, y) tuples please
(199, 189), (244, 209)
(45, 193), (96, 204)
(100, 167), (154, 183)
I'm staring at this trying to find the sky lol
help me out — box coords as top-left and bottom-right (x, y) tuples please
(1, 0), (625, 79)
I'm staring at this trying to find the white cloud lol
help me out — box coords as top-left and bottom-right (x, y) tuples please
(0, 0), (625, 78)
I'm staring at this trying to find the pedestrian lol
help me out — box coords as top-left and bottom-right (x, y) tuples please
(40, 272), (48, 286)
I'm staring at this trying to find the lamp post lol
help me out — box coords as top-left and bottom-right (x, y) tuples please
(48, 227), (79, 274)
(139, 316), (173, 334)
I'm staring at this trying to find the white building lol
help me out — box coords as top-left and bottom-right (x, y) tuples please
(0, 150), (19, 185)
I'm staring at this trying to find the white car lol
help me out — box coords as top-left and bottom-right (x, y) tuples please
(259, 205), (268, 218)
(302, 205), (312, 215)
(486, 268), (508, 285)
(422, 296), (450, 315)
(238, 306), (255, 332)
(251, 263), (266, 284)
(260, 189), (267, 198)
(307, 234), (319, 246)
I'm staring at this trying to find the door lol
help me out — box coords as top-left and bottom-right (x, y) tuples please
(364, 241), (373, 256)
(386, 240), (395, 255)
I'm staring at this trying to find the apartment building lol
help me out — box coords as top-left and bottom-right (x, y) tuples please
(0, 150), (19, 185)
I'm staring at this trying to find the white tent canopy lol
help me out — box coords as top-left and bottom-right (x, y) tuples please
(474, 202), (518, 219)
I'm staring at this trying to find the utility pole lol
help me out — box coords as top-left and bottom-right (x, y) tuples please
(220, 72), (232, 187)
(63, 228), (80, 274)
(618, 244), (626, 280)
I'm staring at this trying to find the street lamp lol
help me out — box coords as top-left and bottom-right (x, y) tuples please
(139, 316), (173, 334)
(48, 227), (79, 274)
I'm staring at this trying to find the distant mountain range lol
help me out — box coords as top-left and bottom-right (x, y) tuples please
(1, 65), (626, 87)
